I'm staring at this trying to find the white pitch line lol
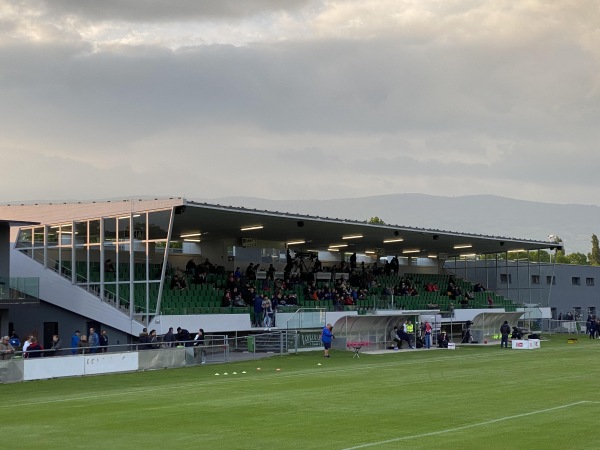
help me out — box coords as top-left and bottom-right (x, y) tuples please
(341, 401), (600, 450)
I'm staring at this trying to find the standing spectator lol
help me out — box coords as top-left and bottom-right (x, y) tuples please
(423, 321), (432, 349)
(149, 330), (159, 349)
(104, 258), (115, 273)
(49, 334), (63, 356)
(176, 327), (191, 346)
(253, 293), (263, 328)
(88, 327), (100, 353)
(78, 335), (89, 354)
(138, 328), (150, 350)
(321, 323), (334, 358)
(267, 264), (276, 281)
(194, 328), (207, 364)
(262, 296), (273, 329)
(99, 330), (109, 352)
(245, 263), (256, 280)
(349, 252), (357, 270)
(70, 330), (80, 355)
(22, 336), (32, 356)
(0, 336), (15, 360)
(163, 327), (176, 348)
(27, 336), (43, 358)
(8, 331), (20, 349)
(500, 321), (511, 348)
(390, 326), (402, 350)
(186, 258), (197, 275)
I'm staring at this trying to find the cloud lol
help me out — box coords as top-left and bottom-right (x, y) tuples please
(17, 0), (315, 22)
(0, 1), (599, 204)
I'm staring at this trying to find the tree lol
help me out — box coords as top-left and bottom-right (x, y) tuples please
(588, 234), (600, 266)
(563, 252), (589, 265)
(368, 217), (386, 225)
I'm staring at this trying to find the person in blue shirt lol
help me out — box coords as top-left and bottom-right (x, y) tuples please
(88, 327), (100, 353)
(253, 292), (264, 327)
(321, 324), (334, 358)
(70, 330), (81, 355)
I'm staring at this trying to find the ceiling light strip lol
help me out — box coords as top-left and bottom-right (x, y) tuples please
(241, 225), (263, 231)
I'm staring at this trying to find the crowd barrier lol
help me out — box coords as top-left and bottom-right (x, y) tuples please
(0, 343), (228, 384)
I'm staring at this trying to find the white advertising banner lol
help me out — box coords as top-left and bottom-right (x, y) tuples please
(23, 357), (84, 381)
(512, 339), (541, 350)
(83, 352), (139, 375)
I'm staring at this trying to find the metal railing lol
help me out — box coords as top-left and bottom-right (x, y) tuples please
(286, 308), (326, 329)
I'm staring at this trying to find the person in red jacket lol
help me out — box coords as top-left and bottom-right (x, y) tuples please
(26, 336), (44, 358)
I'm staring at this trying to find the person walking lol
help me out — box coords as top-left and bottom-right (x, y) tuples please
(194, 328), (207, 364)
(500, 321), (511, 348)
(321, 323), (334, 358)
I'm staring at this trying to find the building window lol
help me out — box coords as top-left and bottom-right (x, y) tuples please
(586, 278), (595, 286)
(531, 275), (540, 285)
(500, 273), (512, 284)
(546, 276), (556, 285)
(572, 277), (581, 286)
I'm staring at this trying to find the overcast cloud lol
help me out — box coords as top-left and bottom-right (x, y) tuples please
(1, 0), (599, 204)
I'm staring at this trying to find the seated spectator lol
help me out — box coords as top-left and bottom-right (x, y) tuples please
(170, 271), (188, 290)
(397, 325), (414, 349)
(390, 326), (402, 349)
(222, 291), (232, 307)
(234, 267), (243, 279)
(511, 327), (523, 340)
(460, 294), (470, 308)
(438, 331), (449, 348)
(487, 295), (494, 308)
(287, 293), (298, 305)
(194, 270), (207, 285)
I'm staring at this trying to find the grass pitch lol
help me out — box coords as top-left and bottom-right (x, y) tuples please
(1, 336), (598, 449)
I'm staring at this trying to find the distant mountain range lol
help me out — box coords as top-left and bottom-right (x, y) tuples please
(198, 194), (600, 255)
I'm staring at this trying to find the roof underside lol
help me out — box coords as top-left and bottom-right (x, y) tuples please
(171, 201), (558, 258)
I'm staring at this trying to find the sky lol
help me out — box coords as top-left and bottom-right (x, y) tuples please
(1, 0), (599, 205)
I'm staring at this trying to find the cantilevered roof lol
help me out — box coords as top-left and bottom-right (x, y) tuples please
(0, 219), (40, 227)
(170, 200), (559, 258)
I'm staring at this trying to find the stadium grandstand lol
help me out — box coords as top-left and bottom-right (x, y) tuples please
(0, 197), (559, 346)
